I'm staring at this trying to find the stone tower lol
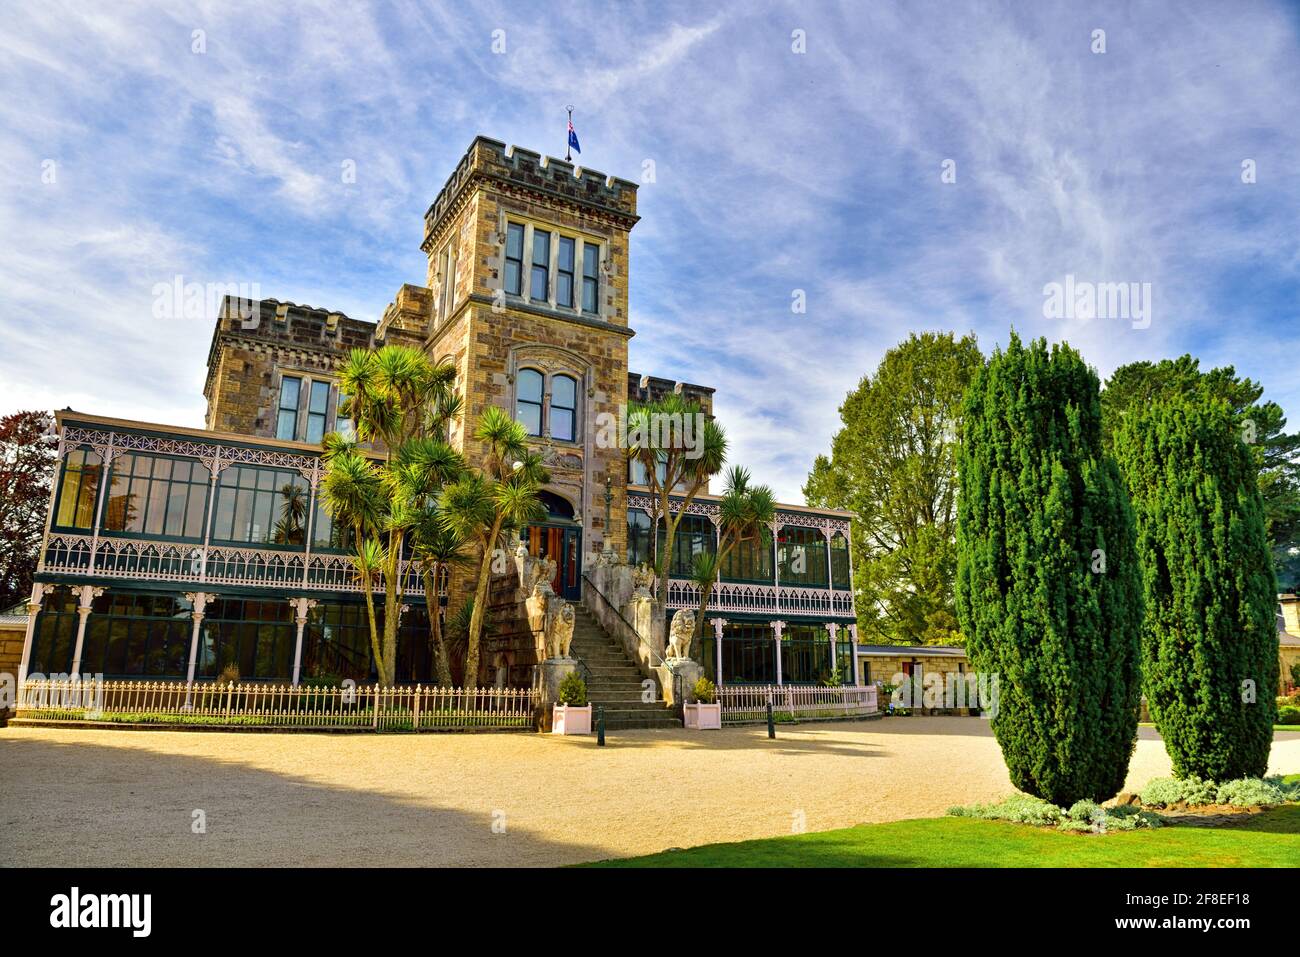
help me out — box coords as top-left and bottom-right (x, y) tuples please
(389, 135), (641, 563)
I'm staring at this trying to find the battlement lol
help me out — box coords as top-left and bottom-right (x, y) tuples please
(422, 135), (639, 251)
(209, 295), (375, 350)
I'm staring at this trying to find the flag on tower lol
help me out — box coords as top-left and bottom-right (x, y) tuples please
(567, 119), (581, 156)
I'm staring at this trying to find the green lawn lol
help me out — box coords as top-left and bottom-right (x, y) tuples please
(590, 804), (1300, 868)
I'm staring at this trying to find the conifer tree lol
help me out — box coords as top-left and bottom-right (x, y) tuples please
(956, 334), (1144, 805)
(1113, 391), (1279, 780)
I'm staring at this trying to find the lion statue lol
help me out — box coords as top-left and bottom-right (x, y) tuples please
(665, 608), (696, 660)
(546, 602), (576, 659)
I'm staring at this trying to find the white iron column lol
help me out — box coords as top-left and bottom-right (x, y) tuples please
(710, 617), (726, 685)
(289, 596), (318, 686)
(183, 592), (215, 686)
(772, 619), (786, 686)
(770, 520), (784, 615)
(68, 584), (105, 676)
(16, 582), (49, 686)
(825, 622), (839, 679)
(847, 623), (860, 685)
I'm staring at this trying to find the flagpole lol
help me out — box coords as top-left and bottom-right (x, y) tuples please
(566, 105), (574, 162)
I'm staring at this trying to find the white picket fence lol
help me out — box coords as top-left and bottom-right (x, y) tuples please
(17, 678), (539, 731)
(718, 684), (879, 725)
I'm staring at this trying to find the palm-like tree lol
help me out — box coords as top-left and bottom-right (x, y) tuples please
(319, 346), (463, 686)
(690, 466), (775, 659)
(410, 508), (472, 687)
(320, 447), (389, 681)
(626, 394), (728, 611)
(438, 406), (549, 687)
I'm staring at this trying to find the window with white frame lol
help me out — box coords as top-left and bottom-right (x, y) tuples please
(276, 376), (301, 441)
(305, 380), (331, 444)
(530, 229), (550, 302)
(515, 368), (544, 437)
(582, 241), (600, 313)
(439, 242), (457, 319)
(513, 367), (582, 442)
(557, 236), (576, 308)
(276, 374), (340, 444)
(502, 219), (603, 316)
(551, 374), (577, 441)
(504, 223), (524, 296)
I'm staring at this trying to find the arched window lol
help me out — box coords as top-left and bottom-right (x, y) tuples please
(515, 369), (543, 436)
(551, 374), (577, 441)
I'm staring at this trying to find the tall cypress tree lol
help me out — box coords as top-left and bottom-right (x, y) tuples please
(1113, 391), (1279, 780)
(956, 334), (1144, 805)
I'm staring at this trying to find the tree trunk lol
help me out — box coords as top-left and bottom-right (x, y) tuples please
(355, 520), (390, 686)
(464, 518), (504, 689)
(423, 567), (453, 687)
(382, 528), (403, 686)
(362, 580), (386, 686)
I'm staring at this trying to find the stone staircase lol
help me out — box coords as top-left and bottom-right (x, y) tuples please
(569, 605), (679, 730)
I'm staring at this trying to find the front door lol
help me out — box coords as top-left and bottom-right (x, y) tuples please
(522, 524), (583, 601)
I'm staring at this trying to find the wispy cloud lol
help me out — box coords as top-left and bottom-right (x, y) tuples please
(1, 0), (1298, 502)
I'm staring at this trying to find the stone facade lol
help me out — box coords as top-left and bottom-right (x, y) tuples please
(418, 136), (639, 558)
(204, 299), (377, 438)
(857, 648), (978, 714)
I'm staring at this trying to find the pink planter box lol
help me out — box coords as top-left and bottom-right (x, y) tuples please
(552, 704), (592, 735)
(684, 702), (722, 730)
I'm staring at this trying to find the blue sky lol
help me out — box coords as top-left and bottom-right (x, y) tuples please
(2, 0), (1299, 502)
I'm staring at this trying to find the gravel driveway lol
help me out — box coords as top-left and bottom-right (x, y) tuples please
(3, 719), (1298, 867)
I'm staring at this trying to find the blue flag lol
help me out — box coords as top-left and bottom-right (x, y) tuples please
(568, 119), (581, 155)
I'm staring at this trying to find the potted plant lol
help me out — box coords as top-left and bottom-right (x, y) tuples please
(683, 677), (722, 730)
(552, 672), (592, 734)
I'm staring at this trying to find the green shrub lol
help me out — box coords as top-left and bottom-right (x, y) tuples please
(692, 677), (717, 704)
(1139, 776), (1217, 807)
(557, 672), (588, 707)
(1102, 810), (1164, 831)
(957, 334), (1143, 805)
(1214, 778), (1286, 807)
(1138, 777), (1185, 807)
(948, 793), (1164, 833)
(1067, 799), (1102, 822)
(1114, 391), (1279, 781)
(1278, 705), (1300, 725)
(947, 794), (1063, 825)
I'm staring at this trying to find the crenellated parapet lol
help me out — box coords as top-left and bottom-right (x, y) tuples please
(422, 136), (639, 253)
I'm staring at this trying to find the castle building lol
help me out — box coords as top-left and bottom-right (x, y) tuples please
(18, 137), (858, 692)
